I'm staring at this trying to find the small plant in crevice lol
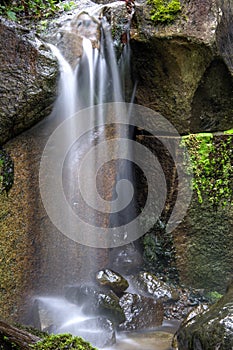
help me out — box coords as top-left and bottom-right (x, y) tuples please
(0, 148), (14, 195)
(142, 220), (179, 282)
(182, 132), (233, 208)
(205, 291), (223, 305)
(147, 0), (182, 24)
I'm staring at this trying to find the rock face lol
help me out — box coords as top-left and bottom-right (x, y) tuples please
(0, 17), (58, 145)
(173, 281), (233, 350)
(130, 0), (233, 134)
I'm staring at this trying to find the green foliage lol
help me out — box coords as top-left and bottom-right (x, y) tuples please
(182, 133), (233, 208)
(0, 148), (14, 195)
(0, 0), (76, 21)
(32, 333), (98, 350)
(61, 1), (75, 11)
(147, 0), (181, 24)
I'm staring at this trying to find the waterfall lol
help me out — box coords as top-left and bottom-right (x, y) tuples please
(36, 12), (137, 348)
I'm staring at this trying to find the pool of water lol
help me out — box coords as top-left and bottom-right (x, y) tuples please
(104, 321), (179, 350)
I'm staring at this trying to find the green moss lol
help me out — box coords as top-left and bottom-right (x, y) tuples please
(32, 334), (98, 350)
(224, 128), (233, 135)
(147, 0), (181, 24)
(182, 133), (233, 208)
(206, 291), (223, 304)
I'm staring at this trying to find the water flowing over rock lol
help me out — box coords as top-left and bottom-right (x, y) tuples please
(59, 317), (116, 348)
(0, 17), (58, 145)
(65, 284), (126, 325)
(96, 269), (129, 295)
(119, 292), (164, 331)
(173, 281), (233, 349)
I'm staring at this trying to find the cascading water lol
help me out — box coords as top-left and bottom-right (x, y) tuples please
(35, 7), (178, 350)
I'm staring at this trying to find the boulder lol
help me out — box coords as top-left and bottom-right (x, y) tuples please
(96, 269), (129, 295)
(65, 284), (125, 325)
(131, 272), (179, 301)
(0, 17), (58, 145)
(173, 281), (233, 350)
(119, 292), (164, 331)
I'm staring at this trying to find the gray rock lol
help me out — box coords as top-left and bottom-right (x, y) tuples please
(119, 292), (164, 331)
(0, 17), (58, 145)
(173, 281), (233, 350)
(96, 269), (129, 295)
(65, 284), (125, 325)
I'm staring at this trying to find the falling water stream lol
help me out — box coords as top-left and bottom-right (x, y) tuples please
(35, 10), (177, 350)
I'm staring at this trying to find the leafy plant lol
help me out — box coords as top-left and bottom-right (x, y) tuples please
(142, 220), (178, 281)
(0, 0), (70, 21)
(147, 0), (181, 24)
(32, 333), (98, 350)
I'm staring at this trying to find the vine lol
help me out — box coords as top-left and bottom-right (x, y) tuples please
(147, 0), (181, 24)
(182, 132), (233, 208)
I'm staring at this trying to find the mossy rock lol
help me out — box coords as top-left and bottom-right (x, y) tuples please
(174, 281), (233, 349)
(32, 333), (98, 350)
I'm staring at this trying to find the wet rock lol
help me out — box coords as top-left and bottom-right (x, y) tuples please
(131, 272), (179, 301)
(119, 292), (164, 331)
(0, 17), (58, 145)
(96, 269), (129, 295)
(173, 281), (233, 350)
(65, 284), (125, 325)
(45, 11), (101, 68)
(58, 316), (116, 348)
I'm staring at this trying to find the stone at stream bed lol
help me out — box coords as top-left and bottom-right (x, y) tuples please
(118, 292), (164, 331)
(58, 316), (116, 348)
(131, 272), (179, 301)
(96, 269), (129, 295)
(65, 285), (125, 325)
(173, 281), (233, 350)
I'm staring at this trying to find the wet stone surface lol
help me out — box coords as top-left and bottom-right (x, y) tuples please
(96, 269), (129, 295)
